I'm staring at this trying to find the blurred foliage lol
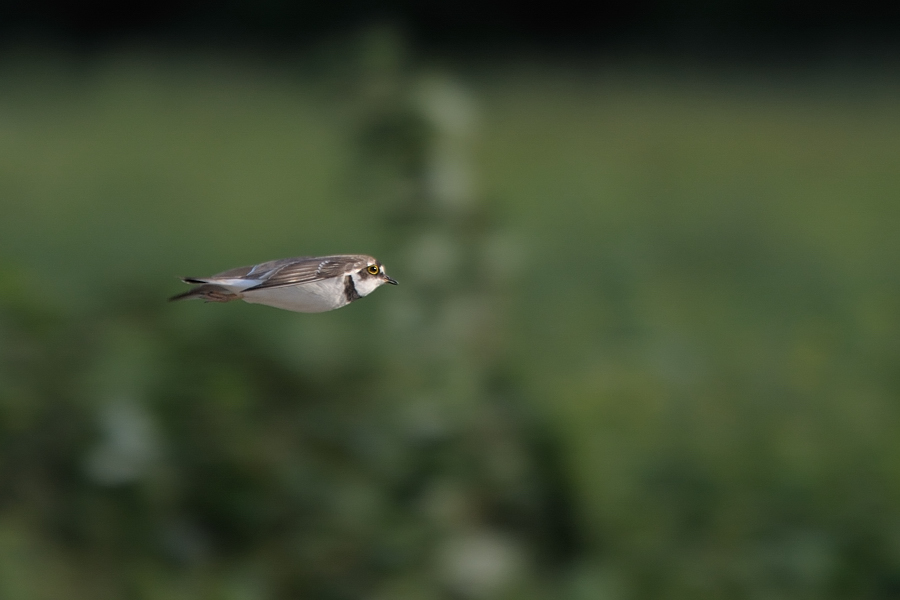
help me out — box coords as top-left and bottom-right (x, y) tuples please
(3, 33), (900, 599)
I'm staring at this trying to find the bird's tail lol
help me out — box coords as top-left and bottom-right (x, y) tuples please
(169, 283), (241, 303)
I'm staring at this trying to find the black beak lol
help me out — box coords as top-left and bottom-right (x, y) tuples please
(385, 275), (398, 285)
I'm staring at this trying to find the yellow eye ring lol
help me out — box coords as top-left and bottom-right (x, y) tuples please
(367, 265), (379, 275)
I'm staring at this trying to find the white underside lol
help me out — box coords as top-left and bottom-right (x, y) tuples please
(240, 278), (349, 313)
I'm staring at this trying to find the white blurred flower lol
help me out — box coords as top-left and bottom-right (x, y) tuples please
(416, 74), (480, 210)
(437, 530), (523, 599)
(416, 75), (478, 138)
(85, 399), (160, 485)
(403, 396), (450, 441)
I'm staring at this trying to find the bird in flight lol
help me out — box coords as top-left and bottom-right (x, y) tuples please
(170, 254), (397, 313)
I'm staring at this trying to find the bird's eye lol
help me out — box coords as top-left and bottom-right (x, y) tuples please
(367, 265), (379, 275)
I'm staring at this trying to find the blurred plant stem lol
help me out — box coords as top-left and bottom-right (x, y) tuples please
(352, 29), (547, 599)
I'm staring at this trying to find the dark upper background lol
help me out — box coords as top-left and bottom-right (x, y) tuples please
(4, 0), (900, 59)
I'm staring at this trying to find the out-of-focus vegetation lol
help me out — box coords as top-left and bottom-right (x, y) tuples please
(2, 36), (900, 599)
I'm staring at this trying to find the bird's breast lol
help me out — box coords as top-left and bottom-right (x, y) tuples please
(241, 278), (348, 313)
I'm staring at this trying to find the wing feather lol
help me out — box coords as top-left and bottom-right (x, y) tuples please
(240, 255), (370, 291)
(211, 257), (301, 280)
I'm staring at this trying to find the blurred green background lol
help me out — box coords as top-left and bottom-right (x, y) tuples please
(2, 15), (900, 599)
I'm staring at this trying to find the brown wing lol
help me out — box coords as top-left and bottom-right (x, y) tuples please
(212, 257), (308, 280)
(240, 255), (371, 291)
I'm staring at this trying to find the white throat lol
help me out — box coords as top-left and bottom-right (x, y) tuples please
(350, 272), (384, 297)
